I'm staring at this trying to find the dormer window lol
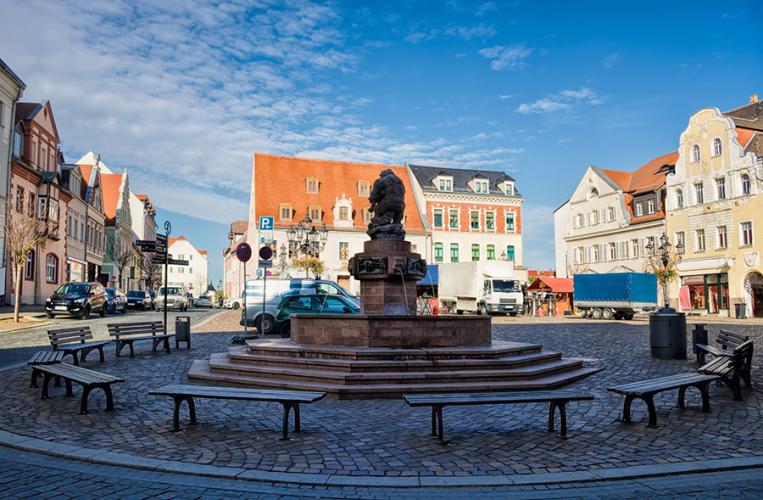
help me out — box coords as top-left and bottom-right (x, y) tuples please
(279, 203), (292, 221)
(474, 180), (489, 194)
(306, 177), (319, 194)
(308, 205), (321, 221)
(437, 177), (453, 192)
(503, 182), (515, 195)
(357, 181), (369, 197)
(332, 195), (354, 228)
(338, 206), (350, 220)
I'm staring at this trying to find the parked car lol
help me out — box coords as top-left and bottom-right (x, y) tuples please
(155, 286), (189, 311)
(45, 282), (108, 319)
(149, 291), (156, 308)
(105, 287), (128, 314)
(126, 290), (152, 309)
(194, 295), (213, 308)
(274, 292), (360, 337)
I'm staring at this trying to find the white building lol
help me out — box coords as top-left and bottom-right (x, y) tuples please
(167, 236), (208, 297)
(553, 200), (571, 278)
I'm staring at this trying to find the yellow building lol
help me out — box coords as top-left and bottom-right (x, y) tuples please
(665, 97), (763, 317)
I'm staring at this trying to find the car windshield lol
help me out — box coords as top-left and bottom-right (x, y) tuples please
(492, 280), (521, 293)
(127, 291), (144, 297)
(158, 287), (183, 295)
(56, 283), (89, 295)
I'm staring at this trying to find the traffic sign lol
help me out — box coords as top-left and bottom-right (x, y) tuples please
(168, 258), (189, 266)
(258, 259), (273, 268)
(259, 216), (274, 231)
(156, 234), (168, 253)
(236, 242), (252, 263)
(258, 245), (273, 260)
(136, 240), (156, 252)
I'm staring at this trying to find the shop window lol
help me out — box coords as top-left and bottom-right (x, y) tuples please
(434, 243), (443, 262)
(450, 243), (459, 262)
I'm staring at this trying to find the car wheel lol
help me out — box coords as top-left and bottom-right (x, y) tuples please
(624, 313), (634, 320)
(81, 306), (91, 319)
(256, 315), (274, 335)
(46, 312), (55, 318)
(99, 306), (105, 317)
(233, 302), (240, 310)
(509, 312), (518, 317)
(279, 321), (291, 338)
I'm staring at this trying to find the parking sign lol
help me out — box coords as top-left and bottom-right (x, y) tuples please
(259, 216), (274, 231)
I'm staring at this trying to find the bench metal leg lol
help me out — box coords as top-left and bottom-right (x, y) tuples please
(65, 379), (74, 397)
(294, 403), (301, 433)
(41, 372), (51, 400)
(281, 402), (293, 440)
(115, 341), (125, 358)
(30, 370), (38, 389)
(433, 405), (446, 445)
(172, 396), (184, 431)
(431, 407), (437, 436)
(621, 395), (634, 423)
(129, 342), (135, 357)
(164, 337), (171, 354)
(97, 346), (105, 363)
(699, 382), (711, 412)
(80, 386), (92, 415)
(677, 387), (687, 409)
(548, 402), (569, 438)
(102, 384), (115, 412)
(643, 394), (658, 428)
(187, 397), (197, 425)
(80, 348), (90, 363)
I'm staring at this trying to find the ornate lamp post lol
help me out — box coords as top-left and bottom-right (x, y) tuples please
(646, 233), (684, 312)
(286, 216), (328, 258)
(646, 232), (687, 360)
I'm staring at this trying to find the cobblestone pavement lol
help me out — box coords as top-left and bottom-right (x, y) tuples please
(0, 318), (760, 481)
(0, 308), (221, 368)
(1, 445), (761, 498)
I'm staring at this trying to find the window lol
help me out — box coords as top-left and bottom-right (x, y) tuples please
(504, 182), (514, 195)
(433, 209), (444, 229)
(506, 245), (515, 262)
(631, 239), (639, 258)
(741, 174), (751, 195)
(449, 209), (459, 229)
(635, 202), (643, 216)
(471, 244), (480, 261)
(675, 232), (685, 253)
(24, 251), (34, 280)
(486, 244), (495, 260)
(15, 186), (24, 212)
(694, 182), (704, 204)
(575, 213), (584, 228)
(717, 226), (728, 249)
(740, 222), (753, 246)
(306, 177), (319, 194)
(474, 180), (489, 194)
(278, 203), (292, 221)
(691, 144), (700, 163)
(438, 177), (453, 191)
(357, 181), (369, 197)
(716, 177), (726, 200)
(712, 138), (722, 157)
(620, 241), (629, 259)
(485, 211), (495, 230)
(361, 208), (372, 225)
(676, 189), (684, 208)
(575, 247), (583, 264)
(434, 243), (443, 262)
(591, 210), (600, 224)
(647, 199), (655, 214)
(470, 210), (479, 230)
(37, 197), (47, 219)
(593, 245), (601, 262)
(607, 206), (615, 222)
(40, 144), (47, 170)
(309, 205), (321, 221)
(45, 254), (58, 283)
(506, 212), (516, 231)
(450, 243), (459, 262)
(608, 242), (617, 261)
(696, 229), (706, 252)
(339, 242), (349, 261)
(338, 206), (350, 220)
(645, 236), (656, 255)
(12, 129), (22, 158)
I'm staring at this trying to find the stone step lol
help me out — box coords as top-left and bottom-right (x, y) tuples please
(209, 353), (583, 385)
(227, 347), (564, 372)
(187, 360), (602, 399)
(245, 338), (543, 361)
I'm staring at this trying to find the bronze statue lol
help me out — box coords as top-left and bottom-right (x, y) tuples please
(368, 169), (406, 240)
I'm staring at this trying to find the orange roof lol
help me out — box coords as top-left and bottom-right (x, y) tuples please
(199, 250), (208, 256)
(100, 173), (124, 223)
(599, 168), (631, 191)
(252, 153), (425, 232)
(79, 164), (93, 184)
(736, 127), (756, 147)
(168, 235), (187, 247)
(136, 194), (148, 201)
(600, 151), (678, 194)
(528, 277), (574, 293)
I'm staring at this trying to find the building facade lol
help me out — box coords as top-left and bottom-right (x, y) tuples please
(665, 100), (763, 317)
(223, 220), (247, 301)
(556, 152), (677, 288)
(0, 58), (25, 299)
(7, 101), (70, 304)
(408, 164), (525, 279)
(100, 170), (134, 289)
(167, 235), (208, 297)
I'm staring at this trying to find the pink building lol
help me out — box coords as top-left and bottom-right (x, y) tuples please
(223, 220), (248, 303)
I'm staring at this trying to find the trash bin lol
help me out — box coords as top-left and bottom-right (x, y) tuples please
(175, 316), (191, 349)
(649, 311), (687, 360)
(735, 303), (747, 319)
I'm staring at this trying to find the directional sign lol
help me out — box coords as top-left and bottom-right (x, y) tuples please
(168, 258), (189, 266)
(136, 240), (156, 252)
(259, 216), (274, 231)
(258, 259), (273, 268)
(155, 234), (168, 254)
(236, 242), (252, 263)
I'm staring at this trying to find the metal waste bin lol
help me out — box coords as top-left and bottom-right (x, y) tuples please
(649, 310), (687, 360)
(735, 303), (746, 319)
(175, 316), (191, 349)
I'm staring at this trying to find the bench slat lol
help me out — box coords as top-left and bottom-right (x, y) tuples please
(35, 364), (124, 384)
(148, 384), (326, 403)
(609, 373), (718, 395)
(403, 390), (593, 407)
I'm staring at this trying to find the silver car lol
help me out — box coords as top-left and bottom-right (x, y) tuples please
(155, 286), (189, 311)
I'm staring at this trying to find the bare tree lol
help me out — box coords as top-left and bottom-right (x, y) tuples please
(139, 252), (161, 291)
(6, 210), (48, 322)
(193, 273), (207, 298)
(105, 233), (133, 289)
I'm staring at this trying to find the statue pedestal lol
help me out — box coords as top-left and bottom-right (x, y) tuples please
(348, 240), (425, 315)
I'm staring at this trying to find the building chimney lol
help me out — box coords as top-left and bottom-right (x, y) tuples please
(751, 94), (759, 104)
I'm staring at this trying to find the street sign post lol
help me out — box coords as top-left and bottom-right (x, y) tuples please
(259, 216), (274, 231)
(136, 239), (156, 252)
(258, 245), (273, 336)
(161, 222), (171, 335)
(167, 258), (189, 266)
(236, 242), (253, 337)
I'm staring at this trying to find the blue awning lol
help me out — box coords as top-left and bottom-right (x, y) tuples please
(417, 264), (439, 286)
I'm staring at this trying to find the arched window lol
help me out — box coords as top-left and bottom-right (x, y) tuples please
(712, 138), (722, 157)
(742, 173), (751, 195)
(691, 144), (701, 163)
(587, 188), (599, 200)
(45, 254), (58, 283)
(676, 189), (684, 208)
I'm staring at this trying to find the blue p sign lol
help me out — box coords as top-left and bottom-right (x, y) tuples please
(259, 216), (274, 231)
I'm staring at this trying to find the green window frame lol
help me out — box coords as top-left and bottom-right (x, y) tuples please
(450, 243), (459, 262)
(434, 243), (443, 262)
(471, 244), (480, 261)
(507, 245), (515, 261)
(486, 244), (495, 260)
(486, 212), (495, 230)
(505, 212), (515, 231)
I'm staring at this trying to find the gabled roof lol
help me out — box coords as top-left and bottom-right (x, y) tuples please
(168, 235), (187, 247)
(199, 250), (208, 256)
(15, 101), (60, 141)
(230, 220), (247, 235)
(408, 164), (520, 197)
(528, 277), (573, 293)
(100, 173), (124, 223)
(0, 57), (25, 90)
(724, 99), (763, 131)
(597, 152), (678, 194)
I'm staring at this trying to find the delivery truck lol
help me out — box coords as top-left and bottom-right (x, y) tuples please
(573, 272), (657, 320)
(439, 261), (524, 316)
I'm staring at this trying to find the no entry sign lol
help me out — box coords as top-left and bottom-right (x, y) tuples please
(236, 242), (252, 263)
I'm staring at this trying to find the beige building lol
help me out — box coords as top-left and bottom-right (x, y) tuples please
(665, 98), (763, 317)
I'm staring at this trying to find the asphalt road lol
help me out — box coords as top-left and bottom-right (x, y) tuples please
(0, 307), (220, 369)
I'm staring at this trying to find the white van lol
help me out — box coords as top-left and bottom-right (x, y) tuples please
(240, 280), (292, 333)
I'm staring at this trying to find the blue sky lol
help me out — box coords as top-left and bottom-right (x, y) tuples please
(2, 0), (761, 284)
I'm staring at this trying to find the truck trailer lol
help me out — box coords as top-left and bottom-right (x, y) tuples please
(439, 261), (524, 316)
(573, 272), (657, 320)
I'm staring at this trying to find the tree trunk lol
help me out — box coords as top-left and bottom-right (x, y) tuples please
(13, 265), (22, 323)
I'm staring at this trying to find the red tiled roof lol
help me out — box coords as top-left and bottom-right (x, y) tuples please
(230, 220), (247, 235)
(79, 164), (93, 184)
(168, 235), (187, 247)
(600, 152), (678, 194)
(100, 173), (124, 224)
(252, 153), (426, 232)
(199, 250), (208, 256)
(528, 277), (574, 293)
(136, 194), (148, 201)
(599, 169), (631, 191)
(736, 127), (756, 148)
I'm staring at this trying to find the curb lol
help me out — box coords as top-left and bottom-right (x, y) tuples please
(0, 429), (761, 488)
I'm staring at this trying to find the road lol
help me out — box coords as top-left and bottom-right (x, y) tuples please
(0, 307), (221, 369)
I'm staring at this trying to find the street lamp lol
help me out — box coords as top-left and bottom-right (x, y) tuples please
(286, 216), (329, 258)
(646, 233), (684, 312)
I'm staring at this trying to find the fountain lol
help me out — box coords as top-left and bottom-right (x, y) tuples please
(189, 170), (599, 398)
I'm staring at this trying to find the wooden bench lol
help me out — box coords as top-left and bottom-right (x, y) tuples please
(148, 384), (326, 439)
(694, 328), (749, 365)
(608, 373), (720, 427)
(28, 350), (65, 388)
(48, 327), (110, 365)
(699, 340), (754, 401)
(33, 364), (124, 414)
(402, 390), (594, 444)
(108, 321), (173, 357)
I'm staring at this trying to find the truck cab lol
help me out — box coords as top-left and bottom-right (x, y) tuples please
(480, 278), (523, 316)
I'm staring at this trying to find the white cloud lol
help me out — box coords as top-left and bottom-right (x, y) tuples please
(516, 87), (604, 114)
(404, 23), (495, 44)
(498, 94), (516, 100)
(478, 43), (533, 70)
(602, 52), (621, 69)
(475, 2), (498, 16)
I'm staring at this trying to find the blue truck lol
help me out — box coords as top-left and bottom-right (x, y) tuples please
(573, 273), (658, 320)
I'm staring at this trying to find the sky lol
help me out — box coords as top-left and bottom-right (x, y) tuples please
(2, 0), (762, 284)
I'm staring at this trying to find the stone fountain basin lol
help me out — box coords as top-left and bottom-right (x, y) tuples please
(291, 314), (491, 348)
